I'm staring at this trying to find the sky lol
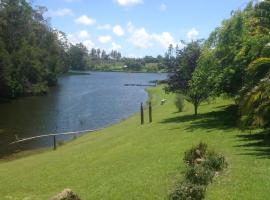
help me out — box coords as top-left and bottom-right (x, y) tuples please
(33, 0), (250, 57)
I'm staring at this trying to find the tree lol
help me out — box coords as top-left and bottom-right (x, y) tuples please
(166, 40), (202, 93)
(166, 40), (206, 115)
(164, 44), (176, 72)
(0, 39), (11, 99)
(68, 43), (89, 71)
(186, 66), (212, 115)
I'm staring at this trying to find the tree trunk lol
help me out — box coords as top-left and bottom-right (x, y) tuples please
(194, 103), (198, 116)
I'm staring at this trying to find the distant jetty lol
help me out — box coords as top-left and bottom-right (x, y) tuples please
(124, 83), (157, 87)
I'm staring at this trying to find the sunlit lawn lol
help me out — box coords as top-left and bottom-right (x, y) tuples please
(0, 86), (269, 199)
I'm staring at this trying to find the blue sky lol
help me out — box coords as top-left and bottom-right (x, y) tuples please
(33, 0), (250, 57)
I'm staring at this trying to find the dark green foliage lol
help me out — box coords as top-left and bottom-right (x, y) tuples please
(175, 93), (185, 112)
(170, 143), (227, 200)
(68, 43), (90, 71)
(31, 82), (48, 95)
(203, 151), (227, 171)
(184, 142), (207, 165)
(185, 165), (214, 185)
(239, 58), (270, 129)
(166, 40), (212, 115)
(0, 0), (70, 100)
(169, 182), (206, 200)
(167, 40), (203, 93)
(191, 0), (270, 129)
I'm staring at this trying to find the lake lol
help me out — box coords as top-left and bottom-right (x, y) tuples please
(0, 72), (167, 157)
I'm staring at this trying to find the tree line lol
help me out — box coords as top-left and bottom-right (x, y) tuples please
(0, 0), (170, 101)
(166, 0), (270, 130)
(0, 0), (189, 103)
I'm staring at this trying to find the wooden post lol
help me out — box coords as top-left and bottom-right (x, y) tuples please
(53, 135), (56, 150)
(149, 101), (152, 123)
(141, 102), (144, 125)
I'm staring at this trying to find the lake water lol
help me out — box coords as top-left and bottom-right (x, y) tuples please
(0, 72), (167, 157)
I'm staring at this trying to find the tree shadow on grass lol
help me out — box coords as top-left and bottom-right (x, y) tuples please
(160, 105), (238, 132)
(235, 131), (270, 159)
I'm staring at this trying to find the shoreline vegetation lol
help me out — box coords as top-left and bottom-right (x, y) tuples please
(1, 86), (270, 199)
(0, 0), (171, 102)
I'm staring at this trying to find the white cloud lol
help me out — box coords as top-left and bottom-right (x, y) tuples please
(187, 28), (199, 41)
(78, 30), (89, 39)
(128, 27), (153, 49)
(127, 22), (176, 49)
(75, 15), (96, 25)
(153, 32), (175, 48)
(127, 21), (135, 33)
(83, 40), (95, 50)
(50, 8), (74, 17)
(68, 31), (95, 50)
(113, 25), (125, 36)
(98, 35), (112, 43)
(159, 3), (167, 11)
(97, 24), (112, 30)
(111, 42), (122, 50)
(116, 0), (143, 7)
(67, 33), (78, 44)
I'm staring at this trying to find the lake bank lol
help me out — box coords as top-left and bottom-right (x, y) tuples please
(1, 86), (270, 199)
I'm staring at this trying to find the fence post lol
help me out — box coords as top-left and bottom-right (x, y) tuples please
(149, 101), (152, 123)
(53, 135), (56, 150)
(141, 102), (144, 125)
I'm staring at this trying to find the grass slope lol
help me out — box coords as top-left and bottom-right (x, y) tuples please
(0, 86), (270, 199)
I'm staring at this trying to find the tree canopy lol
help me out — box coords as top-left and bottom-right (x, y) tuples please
(0, 0), (69, 99)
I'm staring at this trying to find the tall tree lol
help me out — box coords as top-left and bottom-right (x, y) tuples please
(68, 43), (89, 71)
(166, 40), (202, 93)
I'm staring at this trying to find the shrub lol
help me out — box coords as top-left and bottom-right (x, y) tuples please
(203, 151), (227, 171)
(169, 182), (206, 200)
(185, 165), (214, 185)
(170, 143), (227, 200)
(184, 142), (208, 165)
(175, 93), (185, 112)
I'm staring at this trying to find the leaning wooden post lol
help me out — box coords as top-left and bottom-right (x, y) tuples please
(53, 135), (56, 150)
(149, 101), (152, 123)
(141, 102), (144, 125)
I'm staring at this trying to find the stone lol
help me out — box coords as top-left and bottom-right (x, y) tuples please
(195, 149), (201, 157)
(50, 189), (81, 200)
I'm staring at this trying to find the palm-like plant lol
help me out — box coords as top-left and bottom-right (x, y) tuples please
(240, 58), (270, 129)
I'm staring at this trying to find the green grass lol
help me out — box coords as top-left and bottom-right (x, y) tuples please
(0, 86), (270, 199)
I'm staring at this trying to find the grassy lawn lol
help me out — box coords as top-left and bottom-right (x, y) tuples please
(0, 86), (270, 199)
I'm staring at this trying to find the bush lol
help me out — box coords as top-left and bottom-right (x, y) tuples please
(203, 151), (227, 171)
(185, 165), (214, 185)
(169, 182), (206, 200)
(170, 143), (227, 200)
(184, 142), (208, 165)
(175, 93), (185, 112)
